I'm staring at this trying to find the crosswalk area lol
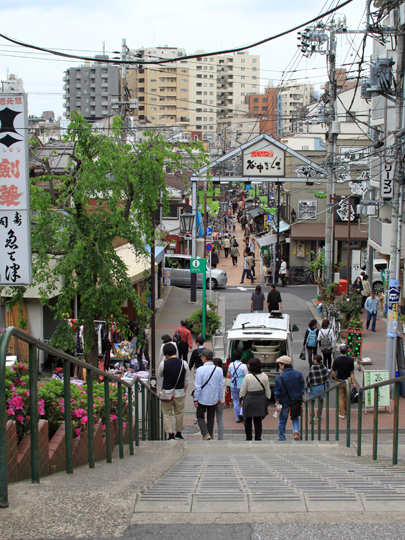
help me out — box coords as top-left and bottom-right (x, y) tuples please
(135, 452), (405, 513)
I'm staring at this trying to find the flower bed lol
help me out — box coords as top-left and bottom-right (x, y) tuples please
(5, 363), (129, 443)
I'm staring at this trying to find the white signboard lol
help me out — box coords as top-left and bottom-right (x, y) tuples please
(298, 200), (317, 220)
(381, 162), (395, 199)
(0, 93), (31, 284)
(242, 139), (285, 177)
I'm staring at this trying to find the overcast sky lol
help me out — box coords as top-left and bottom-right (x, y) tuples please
(0, 0), (369, 118)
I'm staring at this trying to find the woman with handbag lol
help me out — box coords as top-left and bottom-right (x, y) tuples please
(239, 358), (271, 441)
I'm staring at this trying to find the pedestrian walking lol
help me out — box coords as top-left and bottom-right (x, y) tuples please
(267, 283), (283, 312)
(246, 250), (255, 280)
(223, 236), (231, 258)
(213, 358), (227, 440)
(251, 285), (265, 312)
(239, 358), (270, 441)
(365, 290), (379, 332)
(158, 343), (190, 441)
(131, 322), (145, 372)
(244, 224), (250, 244)
(306, 354), (330, 419)
(317, 319), (336, 371)
(332, 344), (357, 419)
(303, 319), (319, 367)
(158, 334), (179, 363)
(240, 214), (246, 229)
(274, 355), (305, 441)
(240, 252), (254, 284)
(193, 349), (223, 440)
(249, 238), (255, 255)
(211, 249), (219, 268)
(361, 274), (371, 308)
(228, 350), (248, 423)
(352, 276), (363, 295)
(232, 215), (236, 232)
(230, 242), (240, 266)
(189, 335), (205, 371)
(174, 320), (193, 362)
(279, 258), (287, 287)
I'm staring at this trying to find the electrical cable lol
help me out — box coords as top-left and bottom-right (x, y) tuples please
(0, 0), (353, 65)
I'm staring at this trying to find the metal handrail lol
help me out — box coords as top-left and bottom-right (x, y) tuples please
(303, 373), (405, 465)
(0, 326), (163, 508)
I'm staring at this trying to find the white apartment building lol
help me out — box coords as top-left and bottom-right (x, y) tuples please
(279, 83), (315, 135)
(1, 74), (24, 92)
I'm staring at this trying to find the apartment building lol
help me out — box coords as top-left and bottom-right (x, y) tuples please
(1, 73), (24, 92)
(279, 83), (315, 135)
(63, 57), (120, 120)
(188, 50), (260, 141)
(127, 46), (190, 132)
(245, 86), (278, 135)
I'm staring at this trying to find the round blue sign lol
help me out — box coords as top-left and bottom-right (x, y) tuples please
(267, 214), (274, 222)
(206, 243), (213, 252)
(206, 227), (213, 236)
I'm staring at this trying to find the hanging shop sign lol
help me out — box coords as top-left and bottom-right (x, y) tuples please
(242, 140), (285, 177)
(0, 93), (31, 285)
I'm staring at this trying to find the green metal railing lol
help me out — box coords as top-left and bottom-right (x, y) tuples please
(302, 375), (405, 466)
(0, 327), (164, 508)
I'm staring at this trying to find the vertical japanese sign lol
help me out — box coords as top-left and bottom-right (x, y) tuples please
(387, 278), (400, 338)
(0, 93), (31, 285)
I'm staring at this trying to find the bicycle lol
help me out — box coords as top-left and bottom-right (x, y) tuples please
(289, 266), (317, 285)
(326, 303), (341, 342)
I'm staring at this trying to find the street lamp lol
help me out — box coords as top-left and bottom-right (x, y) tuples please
(180, 212), (195, 256)
(179, 212), (195, 235)
(291, 208), (297, 223)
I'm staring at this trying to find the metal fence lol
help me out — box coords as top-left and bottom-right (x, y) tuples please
(0, 327), (163, 508)
(302, 375), (405, 465)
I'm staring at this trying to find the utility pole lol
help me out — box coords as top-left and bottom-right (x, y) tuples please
(120, 38), (129, 145)
(385, 7), (405, 381)
(275, 182), (282, 285)
(325, 22), (337, 286)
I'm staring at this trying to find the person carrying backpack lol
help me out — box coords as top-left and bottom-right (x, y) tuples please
(303, 319), (319, 367)
(317, 319), (336, 372)
(228, 350), (248, 423)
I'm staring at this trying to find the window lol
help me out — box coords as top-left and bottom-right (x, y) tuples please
(241, 75), (245, 80)
(151, 116), (156, 120)
(180, 98), (187, 101)
(209, 83), (214, 87)
(241, 58), (245, 62)
(203, 83), (208, 87)
(160, 106), (165, 110)
(210, 58), (214, 61)
(196, 125), (202, 129)
(241, 67), (245, 71)
(209, 75), (214, 79)
(151, 88), (157, 92)
(180, 79), (187, 82)
(197, 66), (202, 70)
(209, 100), (213, 104)
(254, 98), (259, 102)
(197, 83), (202, 87)
(252, 84), (257, 88)
(210, 66), (214, 70)
(241, 84), (245, 88)
(253, 76), (257, 80)
(151, 107), (157, 111)
(160, 97), (165, 101)
(181, 69), (187, 73)
(204, 57), (207, 61)
(209, 92), (214, 95)
(203, 91), (207, 95)
(254, 106), (259, 111)
(204, 66), (207, 70)
(197, 91), (202, 95)
(262, 106), (267, 111)
(150, 97), (157, 101)
(262, 97), (267, 102)
(209, 125), (213, 129)
(181, 88), (187, 92)
(253, 58), (257, 63)
(209, 117), (213, 121)
(196, 117), (202, 121)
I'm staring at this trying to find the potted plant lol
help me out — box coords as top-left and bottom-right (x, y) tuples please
(349, 314), (363, 330)
(336, 289), (362, 338)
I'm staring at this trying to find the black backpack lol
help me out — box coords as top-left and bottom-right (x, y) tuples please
(173, 328), (181, 348)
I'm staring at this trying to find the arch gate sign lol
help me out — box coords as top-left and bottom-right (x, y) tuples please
(242, 139), (286, 177)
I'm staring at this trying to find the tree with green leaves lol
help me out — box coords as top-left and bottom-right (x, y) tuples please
(3, 112), (208, 367)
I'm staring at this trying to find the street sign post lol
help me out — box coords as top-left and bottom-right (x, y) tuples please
(190, 258), (207, 338)
(206, 243), (213, 252)
(206, 227), (213, 236)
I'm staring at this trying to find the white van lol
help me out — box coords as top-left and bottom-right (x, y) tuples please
(226, 311), (299, 385)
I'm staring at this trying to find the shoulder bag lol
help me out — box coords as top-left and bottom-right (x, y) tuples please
(159, 360), (184, 401)
(253, 374), (271, 406)
(280, 373), (302, 420)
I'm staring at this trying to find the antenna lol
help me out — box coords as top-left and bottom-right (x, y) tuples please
(102, 41), (105, 55)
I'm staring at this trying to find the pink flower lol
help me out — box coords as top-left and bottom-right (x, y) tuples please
(73, 408), (85, 418)
(9, 395), (24, 410)
(6, 408), (15, 416)
(10, 384), (15, 390)
(15, 415), (24, 424)
(74, 428), (81, 437)
(102, 424), (106, 430)
(20, 381), (27, 386)
(38, 399), (45, 416)
(110, 414), (117, 421)
(81, 416), (88, 425)
(123, 421), (127, 427)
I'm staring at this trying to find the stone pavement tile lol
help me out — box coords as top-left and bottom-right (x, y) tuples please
(191, 496), (249, 513)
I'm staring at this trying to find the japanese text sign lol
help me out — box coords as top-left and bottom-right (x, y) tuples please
(364, 370), (390, 408)
(387, 278), (400, 338)
(242, 140), (285, 178)
(381, 163), (395, 199)
(0, 93), (31, 285)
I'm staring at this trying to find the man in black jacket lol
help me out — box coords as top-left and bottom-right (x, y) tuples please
(158, 343), (190, 441)
(267, 284), (283, 312)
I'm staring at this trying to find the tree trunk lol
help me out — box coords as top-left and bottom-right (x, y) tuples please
(83, 316), (99, 368)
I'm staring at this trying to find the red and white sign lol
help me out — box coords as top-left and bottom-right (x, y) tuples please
(0, 93), (31, 285)
(242, 140), (285, 178)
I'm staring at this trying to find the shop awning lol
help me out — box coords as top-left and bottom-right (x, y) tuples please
(116, 243), (158, 284)
(248, 207), (265, 219)
(145, 245), (165, 264)
(257, 234), (278, 247)
(290, 223), (367, 240)
(271, 220), (290, 233)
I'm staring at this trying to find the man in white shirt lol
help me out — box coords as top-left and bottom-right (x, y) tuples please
(194, 349), (223, 440)
(228, 350), (248, 423)
(279, 258), (287, 287)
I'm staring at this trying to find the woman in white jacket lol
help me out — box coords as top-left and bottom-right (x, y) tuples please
(317, 319), (337, 372)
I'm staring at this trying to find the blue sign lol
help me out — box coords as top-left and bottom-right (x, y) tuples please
(387, 278), (400, 338)
(267, 214), (274, 222)
(246, 185), (252, 190)
(206, 227), (213, 236)
(206, 243), (213, 252)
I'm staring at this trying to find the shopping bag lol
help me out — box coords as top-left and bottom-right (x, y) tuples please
(299, 347), (306, 361)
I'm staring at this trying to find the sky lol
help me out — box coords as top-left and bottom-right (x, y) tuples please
(0, 0), (370, 118)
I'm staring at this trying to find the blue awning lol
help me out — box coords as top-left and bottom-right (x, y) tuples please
(145, 245), (165, 264)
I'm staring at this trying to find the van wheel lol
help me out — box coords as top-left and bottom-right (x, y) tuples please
(206, 278), (218, 289)
(373, 280), (383, 294)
